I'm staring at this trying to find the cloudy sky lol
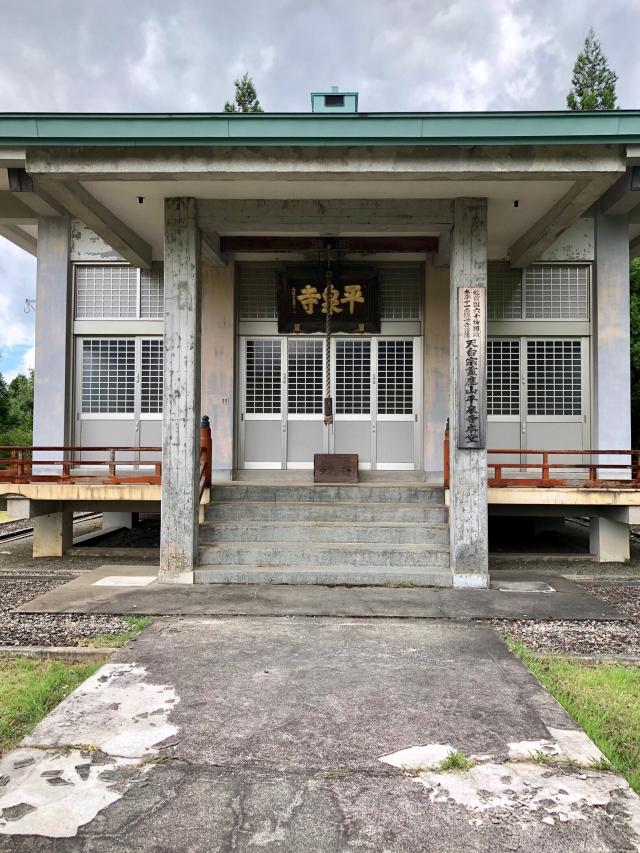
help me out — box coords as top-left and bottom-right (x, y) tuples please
(0, 0), (638, 379)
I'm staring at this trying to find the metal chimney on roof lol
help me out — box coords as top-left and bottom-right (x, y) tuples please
(310, 86), (358, 113)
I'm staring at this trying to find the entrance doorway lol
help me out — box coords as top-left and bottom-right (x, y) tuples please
(238, 336), (421, 470)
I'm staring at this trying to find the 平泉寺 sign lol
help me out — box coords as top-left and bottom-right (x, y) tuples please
(457, 286), (486, 449)
(277, 271), (380, 333)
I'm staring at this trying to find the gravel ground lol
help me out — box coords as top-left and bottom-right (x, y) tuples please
(0, 576), (131, 646)
(496, 582), (640, 657)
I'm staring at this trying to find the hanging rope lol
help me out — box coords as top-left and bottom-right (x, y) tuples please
(323, 245), (334, 426)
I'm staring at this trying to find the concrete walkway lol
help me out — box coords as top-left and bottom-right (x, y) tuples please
(1, 618), (639, 851)
(18, 565), (624, 621)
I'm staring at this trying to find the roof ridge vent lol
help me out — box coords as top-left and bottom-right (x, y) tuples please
(311, 86), (358, 113)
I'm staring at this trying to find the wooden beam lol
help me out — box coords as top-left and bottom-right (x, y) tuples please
(35, 179), (152, 268)
(8, 168), (65, 217)
(0, 192), (39, 224)
(509, 174), (620, 268)
(197, 199), (454, 234)
(0, 224), (37, 255)
(26, 144), (626, 182)
(200, 232), (227, 267)
(218, 235), (439, 253)
(599, 169), (640, 216)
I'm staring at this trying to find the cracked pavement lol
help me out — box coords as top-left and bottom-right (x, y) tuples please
(1, 617), (640, 851)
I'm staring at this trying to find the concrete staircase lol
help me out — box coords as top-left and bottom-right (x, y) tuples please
(195, 483), (452, 586)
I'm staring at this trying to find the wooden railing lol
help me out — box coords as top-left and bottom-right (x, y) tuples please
(199, 415), (213, 500)
(0, 415), (214, 494)
(442, 423), (640, 489)
(0, 447), (162, 484)
(488, 449), (640, 488)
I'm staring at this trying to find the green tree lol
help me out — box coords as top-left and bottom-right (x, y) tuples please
(224, 73), (263, 113)
(567, 28), (618, 111)
(0, 370), (33, 446)
(631, 259), (640, 446)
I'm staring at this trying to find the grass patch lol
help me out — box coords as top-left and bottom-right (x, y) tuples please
(507, 638), (640, 794)
(0, 658), (100, 755)
(439, 750), (475, 771)
(79, 615), (151, 649)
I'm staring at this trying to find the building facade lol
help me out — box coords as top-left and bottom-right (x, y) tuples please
(1, 91), (640, 586)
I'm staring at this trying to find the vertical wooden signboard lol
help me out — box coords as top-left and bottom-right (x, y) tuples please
(457, 286), (486, 449)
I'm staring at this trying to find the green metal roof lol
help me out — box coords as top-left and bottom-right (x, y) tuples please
(1, 110), (640, 147)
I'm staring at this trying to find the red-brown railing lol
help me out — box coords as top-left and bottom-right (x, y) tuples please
(442, 423), (640, 489)
(0, 447), (162, 484)
(0, 415), (214, 494)
(488, 449), (640, 488)
(199, 415), (213, 500)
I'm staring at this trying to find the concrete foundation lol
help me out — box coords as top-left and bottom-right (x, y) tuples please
(32, 511), (73, 558)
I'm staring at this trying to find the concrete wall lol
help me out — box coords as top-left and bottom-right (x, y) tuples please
(539, 216), (595, 262)
(423, 260), (450, 476)
(70, 220), (125, 262)
(201, 259), (236, 479)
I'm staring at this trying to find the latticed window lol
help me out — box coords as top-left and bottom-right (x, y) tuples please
(377, 340), (413, 414)
(336, 340), (371, 415)
(75, 265), (164, 319)
(141, 339), (164, 414)
(81, 339), (135, 414)
(379, 267), (421, 320)
(524, 266), (589, 319)
(487, 339), (520, 416)
(245, 340), (281, 414)
(140, 268), (164, 319)
(487, 264), (523, 320)
(238, 267), (278, 320)
(288, 339), (323, 414)
(75, 267), (138, 319)
(527, 340), (582, 416)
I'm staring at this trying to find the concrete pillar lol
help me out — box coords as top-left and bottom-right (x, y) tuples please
(594, 209), (631, 471)
(32, 512), (72, 558)
(449, 198), (489, 588)
(32, 216), (72, 558)
(201, 259), (235, 480)
(590, 508), (630, 562)
(159, 198), (201, 583)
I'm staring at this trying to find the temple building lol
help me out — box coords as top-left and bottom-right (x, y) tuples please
(1, 89), (640, 587)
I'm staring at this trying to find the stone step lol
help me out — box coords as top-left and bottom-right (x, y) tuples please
(193, 565), (453, 587)
(210, 484), (445, 505)
(205, 501), (448, 524)
(198, 541), (450, 569)
(200, 521), (449, 545)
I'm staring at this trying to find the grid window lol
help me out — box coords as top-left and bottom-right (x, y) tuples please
(487, 340), (520, 416)
(379, 268), (421, 320)
(140, 268), (164, 319)
(238, 268), (278, 320)
(288, 339), (323, 414)
(245, 340), (281, 414)
(527, 340), (582, 416)
(524, 266), (589, 319)
(81, 339), (135, 414)
(336, 340), (371, 415)
(488, 264), (523, 320)
(75, 266), (138, 319)
(377, 340), (413, 414)
(141, 339), (164, 414)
